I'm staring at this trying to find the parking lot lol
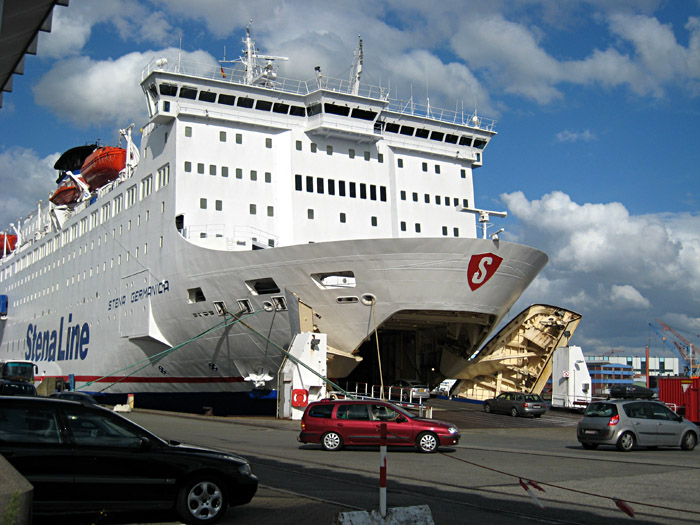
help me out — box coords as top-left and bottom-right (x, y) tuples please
(104, 398), (700, 525)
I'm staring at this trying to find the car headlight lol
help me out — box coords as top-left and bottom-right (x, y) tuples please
(447, 426), (458, 434)
(238, 463), (252, 476)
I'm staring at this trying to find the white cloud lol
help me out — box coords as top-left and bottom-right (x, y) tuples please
(0, 148), (58, 228)
(610, 285), (651, 309)
(555, 129), (598, 143)
(501, 191), (700, 354)
(41, 0), (178, 58)
(32, 49), (218, 127)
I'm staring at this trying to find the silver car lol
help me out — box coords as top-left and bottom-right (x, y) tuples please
(577, 399), (699, 451)
(483, 392), (546, 418)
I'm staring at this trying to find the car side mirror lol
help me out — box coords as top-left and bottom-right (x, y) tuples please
(139, 436), (152, 450)
(396, 416), (407, 423)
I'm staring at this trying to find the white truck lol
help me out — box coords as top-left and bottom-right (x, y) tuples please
(551, 346), (592, 410)
(0, 359), (38, 396)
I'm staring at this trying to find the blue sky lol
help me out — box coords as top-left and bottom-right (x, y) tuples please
(1, 0), (699, 359)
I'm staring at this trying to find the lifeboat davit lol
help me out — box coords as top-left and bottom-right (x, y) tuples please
(80, 147), (126, 190)
(50, 176), (86, 205)
(0, 234), (17, 255)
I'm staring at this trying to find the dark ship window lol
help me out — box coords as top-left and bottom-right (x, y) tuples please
(324, 103), (350, 116)
(179, 87), (198, 99)
(400, 126), (414, 136)
(430, 131), (444, 141)
(307, 103), (321, 116)
(218, 94), (235, 105)
(255, 100), (273, 111)
(175, 214), (184, 232)
(237, 97), (254, 108)
(273, 102), (289, 114)
(445, 134), (458, 144)
(199, 91), (217, 102)
(159, 83), (178, 96)
(289, 105), (306, 116)
(351, 108), (377, 120)
(415, 128), (430, 138)
(459, 135), (472, 146)
(187, 288), (206, 303)
(473, 139), (487, 149)
(245, 278), (281, 295)
(385, 122), (400, 133)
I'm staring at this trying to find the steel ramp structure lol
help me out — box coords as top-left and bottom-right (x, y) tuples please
(441, 304), (581, 401)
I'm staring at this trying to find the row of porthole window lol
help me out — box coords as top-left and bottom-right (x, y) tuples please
(397, 159), (468, 179)
(398, 222), (460, 237)
(10, 229), (166, 305)
(184, 162), (272, 183)
(295, 140), (381, 162)
(401, 191), (468, 208)
(185, 126), (275, 151)
(294, 175), (388, 201)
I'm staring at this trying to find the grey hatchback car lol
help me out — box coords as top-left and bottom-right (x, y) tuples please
(577, 399), (699, 451)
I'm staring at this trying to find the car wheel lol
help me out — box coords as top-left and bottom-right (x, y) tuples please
(510, 407), (519, 417)
(176, 476), (227, 524)
(483, 403), (492, 414)
(416, 432), (438, 453)
(321, 431), (343, 451)
(616, 431), (635, 452)
(581, 442), (598, 450)
(681, 431), (697, 451)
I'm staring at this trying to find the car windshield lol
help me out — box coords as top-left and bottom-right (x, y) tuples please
(583, 402), (618, 417)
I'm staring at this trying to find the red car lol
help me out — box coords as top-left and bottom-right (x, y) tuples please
(298, 399), (460, 453)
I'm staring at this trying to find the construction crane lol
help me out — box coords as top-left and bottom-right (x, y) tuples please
(649, 319), (700, 376)
(601, 349), (623, 358)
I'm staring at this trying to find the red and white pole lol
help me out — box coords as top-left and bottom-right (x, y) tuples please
(379, 422), (387, 518)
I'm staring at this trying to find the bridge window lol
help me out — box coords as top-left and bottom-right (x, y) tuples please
(179, 87), (197, 99)
(199, 91), (216, 102)
(159, 83), (178, 96)
(324, 103), (350, 116)
(237, 97), (254, 108)
(351, 108), (377, 120)
(218, 94), (235, 105)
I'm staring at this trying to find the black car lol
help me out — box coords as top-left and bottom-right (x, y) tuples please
(49, 391), (100, 405)
(0, 396), (258, 524)
(608, 384), (656, 399)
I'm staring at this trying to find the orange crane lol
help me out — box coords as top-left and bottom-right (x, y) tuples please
(650, 319), (700, 376)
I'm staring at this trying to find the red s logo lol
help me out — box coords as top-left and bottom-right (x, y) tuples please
(467, 253), (503, 291)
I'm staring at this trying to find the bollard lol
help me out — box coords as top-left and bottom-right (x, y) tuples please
(379, 422), (387, 518)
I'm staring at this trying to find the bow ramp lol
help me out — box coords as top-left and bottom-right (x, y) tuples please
(443, 305), (581, 401)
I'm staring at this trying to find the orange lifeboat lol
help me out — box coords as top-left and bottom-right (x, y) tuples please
(50, 176), (86, 205)
(80, 147), (126, 190)
(0, 234), (17, 256)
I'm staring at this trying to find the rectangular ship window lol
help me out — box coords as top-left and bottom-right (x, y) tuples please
(311, 271), (356, 289)
(237, 299), (252, 314)
(272, 296), (288, 311)
(245, 277), (281, 295)
(187, 288), (206, 303)
(218, 94), (235, 105)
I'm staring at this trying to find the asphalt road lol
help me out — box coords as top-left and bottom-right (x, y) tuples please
(46, 400), (700, 524)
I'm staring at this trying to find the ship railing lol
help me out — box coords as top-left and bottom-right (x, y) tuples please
(142, 57), (496, 130)
(337, 382), (430, 413)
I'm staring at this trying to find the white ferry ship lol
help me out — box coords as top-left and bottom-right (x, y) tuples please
(0, 26), (547, 414)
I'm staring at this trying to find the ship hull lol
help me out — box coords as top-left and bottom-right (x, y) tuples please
(2, 233), (545, 414)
